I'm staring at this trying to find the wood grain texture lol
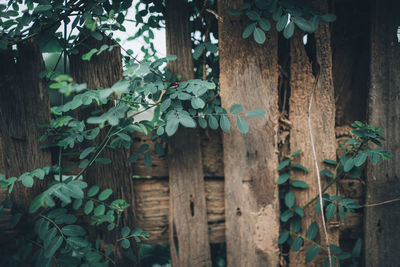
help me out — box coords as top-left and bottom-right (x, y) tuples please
(218, 1), (280, 265)
(130, 129), (223, 177)
(365, 1), (400, 266)
(288, 1), (338, 264)
(166, 1), (212, 266)
(0, 40), (52, 208)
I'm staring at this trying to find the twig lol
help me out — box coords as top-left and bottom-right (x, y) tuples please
(205, 8), (223, 22)
(362, 197), (400, 208)
(307, 72), (332, 266)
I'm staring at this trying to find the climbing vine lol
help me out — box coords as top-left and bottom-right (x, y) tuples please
(277, 121), (391, 266)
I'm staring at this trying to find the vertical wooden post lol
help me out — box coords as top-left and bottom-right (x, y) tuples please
(365, 1), (400, 266)
(218, 1), (281, 265)
(0, 40), (52, 207)
(165, 1), (212, 266)
(69, 34), (139, 264)
(288, 1), (338, 265)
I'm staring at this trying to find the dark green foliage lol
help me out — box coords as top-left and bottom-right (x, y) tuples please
(276, 122), (391, 265)
(229, 0), (337, 43)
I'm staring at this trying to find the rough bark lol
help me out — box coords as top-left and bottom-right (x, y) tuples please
(165, 1), (212, 266)
(365, 1), (400, 266)
(288, 1), (338, 265)
(218, 1), (280, 266)
(69, 35), (139, 263)
(0, 39), (52, 208)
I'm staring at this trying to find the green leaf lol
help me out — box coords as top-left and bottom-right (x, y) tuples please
(122, 226), (130, 237)
(292, 217), (302, 233)
(290, 180), (308, 189)
(204, 42), (218, 53)
(352, 238), (362, 257)
(320, 14), (336, 23)
(191, 97), (205, 109)
(253, 27), (266, 44)
(246, 10), (260, 21)
(98, 189), (113, 201)
(94, 204), (105, 216)
(323, 159), (338, 165)
(344, 158), (355, 172)
(320, 169), (333, 178)
(306, 222), (319, 240)
(61, 225), (86, 236)
(84, 200), (94, 215)
(291, 149), (301, 158)
(121, 239), (130, 249)
(34, 4), (52, 13)
(237, 116), (249, 133)
(277, 159), (290, 171)
(96, 158), (112, 164)
(291, 237), (303, 252)
(220, 115), (231, 132)
(280, 210), (294, 222)
(277, 173), (290, 185)
(283, 21), (295, 39)
(349, 166), (361, 178)
(73, 199), (82, 210)
(193, 44), (205, 60)
(44, 236), (63, 258)
(198, 117), (207, 129)
(67, 236), (89, 248)
(355, 152), (368, 167)
(258, 18), (271, 31)
(166, 118), (179, 136)
(144, 152), (152, 167)
(293, 206), (304, 217)
(139, 144), (150, 153)
(278, 230), (289, 244)
(29, 194), (44, 213)
(306, 245), (319, 263)
(276, 14), (289, 32)
(88, 185), (100, 197)
(285, 192), (295, 208)
(230, 104), (243, 114)
(21, 174), (34, 188)
(80, 147), (95, 159)
(291, 164), (309, 173)
(245, 109), (265, 118)
(325, 203), (336, 219)
(242, 23), (256, 39)
(55, 214), (77, 224)
(179, 115), (196, 128)
(208, 115), (219, 130)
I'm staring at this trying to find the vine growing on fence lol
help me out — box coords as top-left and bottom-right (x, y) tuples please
(277, 121), (391, 266)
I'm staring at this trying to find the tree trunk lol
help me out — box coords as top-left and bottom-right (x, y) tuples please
(69, 34), (139, 264)
(218, 1), (280, 266)
(365, 1), (400, 266)
(0, 39), (52, 208)
(288, 1), (338, 265)
(165, 1), (212, 266)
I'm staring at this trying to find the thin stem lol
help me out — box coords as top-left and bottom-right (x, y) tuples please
(73, 126), (114, 181)
(114, 212), (121, 263)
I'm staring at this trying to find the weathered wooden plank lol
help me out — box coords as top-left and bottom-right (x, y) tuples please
(165, 0), (212, 266)
(218, 1), (280, 265)
(133, 178), (225, 244)
(0, 40), (52, 208)
(365, 1), (400, 266)
(288, 1), (339, 264)
(131, 129), (223, 177)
